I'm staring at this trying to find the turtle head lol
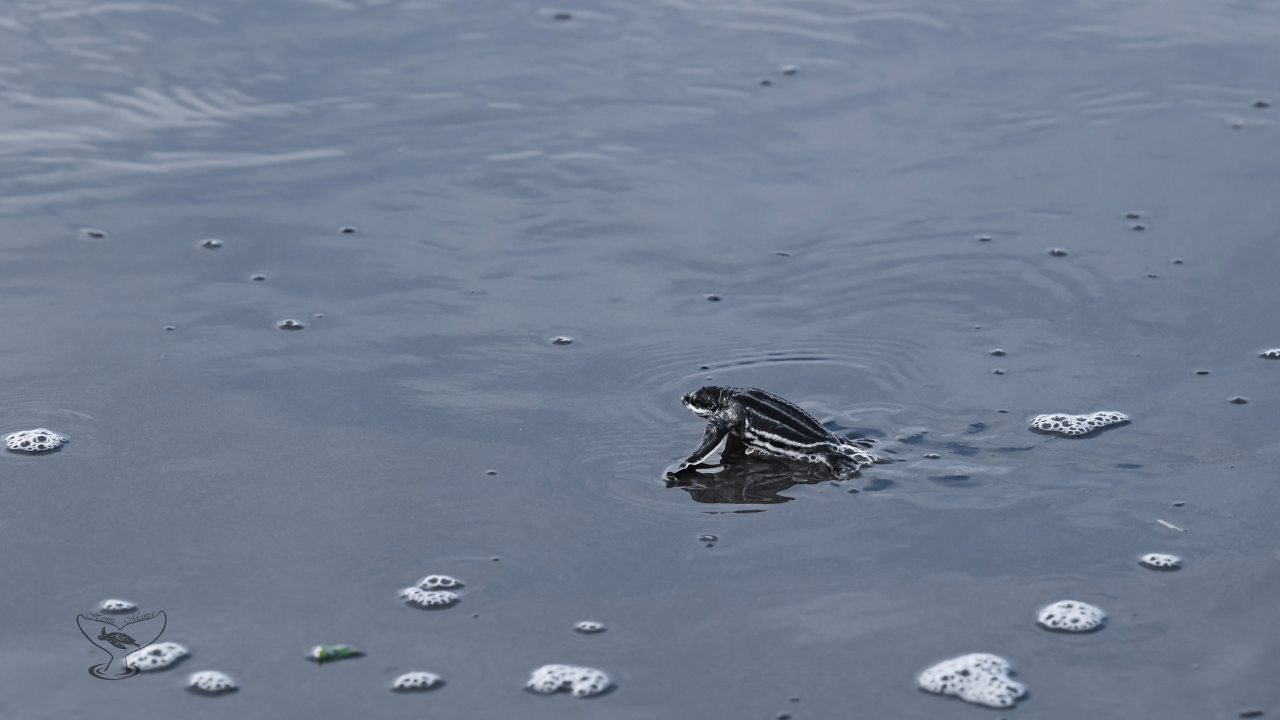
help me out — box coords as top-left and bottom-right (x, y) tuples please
(98, 628), (108, 640)
(682, 387), (724, 418)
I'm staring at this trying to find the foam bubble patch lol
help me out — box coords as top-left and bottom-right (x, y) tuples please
(5, 429), (68, 452)
(1037, 600), (1106, 632)
(399, 587), (458, 609)
(416, 575), (461, 590)
(127, 642), (188, 671)
(99, 599), (135, 613)
(1140, 553), (1181, 570)
(1030, 412), (1128, 436)
(392, 671), (442, 691)
(526, 664), (611, 697)
(188, 670), (236, 694)
(917, 653), (1026, 708)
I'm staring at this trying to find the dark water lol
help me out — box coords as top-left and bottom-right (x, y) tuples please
(2, 0), (1280, 717)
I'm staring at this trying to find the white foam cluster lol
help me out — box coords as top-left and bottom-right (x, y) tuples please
(99, 599), (135, 613)
(1029, 412), (1128, 436)
(526, 664), (611, 697)
(126, 642), (188, 671)
(417, 574), (462, 590)
(1037, 600), (1106, 632)
(188, 670), (236, 694)
(917, 653), (1025, 708)
(5, 429), (68, 452)
(574, 621), (605, 633)
(1261, 349), (1280, 358)
(392, 671), (442, 691)
(399, 587), (458, 608)
(1140, 553), (1181, 570)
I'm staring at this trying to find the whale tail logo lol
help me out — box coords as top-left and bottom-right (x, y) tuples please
(78, 611), (166, 680)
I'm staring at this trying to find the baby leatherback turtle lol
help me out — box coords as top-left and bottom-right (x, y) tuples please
(97, 627), (140, 650)
(679, 386), (880, 478)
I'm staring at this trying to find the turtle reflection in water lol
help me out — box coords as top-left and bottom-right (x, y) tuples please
(97, 627), (140, 650)
(665, 433), (869, 504)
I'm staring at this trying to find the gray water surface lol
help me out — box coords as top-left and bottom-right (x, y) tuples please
(2, 0), (1279, 718)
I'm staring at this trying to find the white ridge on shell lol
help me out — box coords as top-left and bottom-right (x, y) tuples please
(392, 671), (442, 691)
(416, 574), (462, 590)
(526, 664), (611, 697)
(187, 670), (236, 694)
(5, 428), (68, 452)
(1037, 600), (1106, 632)
(399, 587), (458, 608)
(917, 653), (1026, 708)
(1029, 411), (1129, 437)
(1139, 553), (1181, 570)
(126, 642), (188, 671)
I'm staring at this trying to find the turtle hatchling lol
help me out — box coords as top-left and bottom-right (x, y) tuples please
(98, 627), (140, 650)
(678, 386), (881, 478)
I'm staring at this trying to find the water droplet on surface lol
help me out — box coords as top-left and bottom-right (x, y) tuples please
(491, 556), (501, 561)
(1029, 411), (1129, 436)
(776, 251), (790, 257)
(486, 470), (498, 476)
(705, 294), (721, 301)
(312, 313), (325, 319)
(1126, 212), (1142, 219)
(550, 336), (574, 345)
(1239, 709), (1265, 718)
(1172, 258), (1185, 264)
(392, 671), (442, 691)
(526, 665), (611, 697)
(847, 487), (859, 493)
(759, 78), (772, 86)
(574, 621), (605, 634)
(339, 226), (357, 234)
(163, 325), (177, 332)
(276, 319), (305, 330)
(1147, 274), (1159, 278)
(100, 598), (136, 613)
(198, 238), (223, 249)
(250, 274), (267, 281)
(1139, 553), (1181, 570)
(127, 642), (188, 671)
(698, 534), (717, 542)
(923, 454), (940, 459)
(780, 65), (798, 75)
(1195, 370), (1210, 375)
(918, 653), (1025, 708)
(553, 11), (572, 20)
(1229, 396), (1248, 404)
(1253, 99), (1271, 108)
(989, 349), (1006, 356)
(1037, 600), (1106, 632)
(1173, 501), (1186, 507)
(4, 428), (68, 453)
(992, 368), (1005, 375)
(188, 670), (236, 694)
(976, 235), (993, 242)
(1047, 248), (1068, 257)
(1130, 224), (1147, 231)
(699, 366), (709, 370)
(78, 227), (108, 240)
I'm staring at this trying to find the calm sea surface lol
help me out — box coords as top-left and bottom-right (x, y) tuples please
(2, 0), (1279, 717)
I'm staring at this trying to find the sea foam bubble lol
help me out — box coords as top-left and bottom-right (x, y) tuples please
(917, 653), (1025, 708)
(392, 671), (442, 691)
(399, 587), (458, 609)
(127, 642), (188, 671)
(1037, 600), (1106, 632)
(1140, 553), (1181, 570)
(526, 664), (611, 697)
(188, 670), (236, 694)
(1029, 412), (1128, 436)
(5, 429), (68, 452)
